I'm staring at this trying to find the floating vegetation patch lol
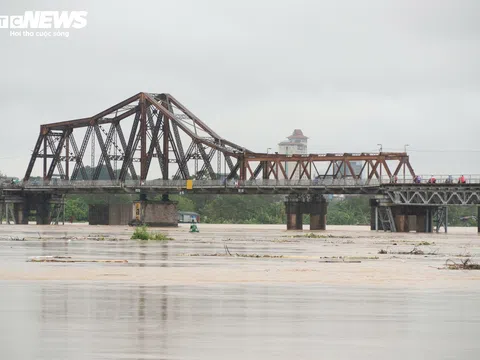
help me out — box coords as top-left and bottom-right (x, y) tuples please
(131, 226), (173, 241)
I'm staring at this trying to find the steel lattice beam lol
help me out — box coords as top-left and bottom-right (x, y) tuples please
(24, 92), (417, 184)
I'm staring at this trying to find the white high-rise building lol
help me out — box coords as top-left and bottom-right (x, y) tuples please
(278, 129), (308, 180)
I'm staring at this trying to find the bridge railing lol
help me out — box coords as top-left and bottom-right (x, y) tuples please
(4, 175), (480, 190)
(127, 178), (385, 187)
(384, 174), (480, 185)
(124, 179), (226, 187)
(19, 179), (122, 188)
(125, 179), (378, 187)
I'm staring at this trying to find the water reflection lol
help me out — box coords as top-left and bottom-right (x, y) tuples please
(1, 283), (479, 359)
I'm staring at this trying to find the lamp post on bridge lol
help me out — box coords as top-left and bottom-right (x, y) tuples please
(403, 144), (410, 183)
(266, 148), (272, 182)
(377, 144), (383, 183)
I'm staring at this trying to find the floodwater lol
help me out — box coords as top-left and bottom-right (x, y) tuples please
(0, 224), (480, 359)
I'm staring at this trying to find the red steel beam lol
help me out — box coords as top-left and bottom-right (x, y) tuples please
(140, 94), (147, 181)
(28, 92), (417, 182)
(41, 93), (142, 130)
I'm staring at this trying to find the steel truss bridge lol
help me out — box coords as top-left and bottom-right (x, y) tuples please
(1, 92), (479, 231)
(23, 92), (416, 184)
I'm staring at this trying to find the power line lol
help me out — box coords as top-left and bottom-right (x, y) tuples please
(0, 156), (24, 160)
(408, 149), (480, 153)
(308, 148), (480, 154)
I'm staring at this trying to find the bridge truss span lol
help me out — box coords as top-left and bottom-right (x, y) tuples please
(382, 185), (480, 206)
(24, 92), (248, 182)
(242, 152), (415, 182)
(24, 92), (416, 184)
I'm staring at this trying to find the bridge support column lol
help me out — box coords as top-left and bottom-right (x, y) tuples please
(394, 213), (409, 232)
(285, 194), (327, 231)
(370, 202), (442, 233)
(36, 201), (51, 225)
(478, 207), (480, 234)
(413, 207), (434, 233)
(370, 199), (379, 230)
(13, 202), (29, 225)
(286, 201), (302, 230)
(371, 203), (444, 233)
(310, 197), (327, 230)
(416, 214), (426, 233)
(136, 198), (178, 227)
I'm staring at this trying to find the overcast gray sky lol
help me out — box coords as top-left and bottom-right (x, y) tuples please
(1, 0), (479, 178)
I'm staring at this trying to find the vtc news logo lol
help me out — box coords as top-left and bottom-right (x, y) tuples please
(0, 11), (88, 38)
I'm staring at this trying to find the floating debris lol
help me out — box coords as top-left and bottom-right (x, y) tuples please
(179, 253), (284, 258)
(321, 256), (377, 260)
(444, 258), (480, 270)
(177, 253), (377, 261)
(271, 239), (301, 243)
(2, 236), (26, 241)
(379, 247), (439, 256)
(417, 241), (435, 246)
(399, 248), (424, 255)
(290, 233), (353, 239)
(319, 259), (361, 263)
(27, 256), (128, 263)
(453, 252), (472, 258)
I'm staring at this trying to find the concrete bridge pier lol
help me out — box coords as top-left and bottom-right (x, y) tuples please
(13, 202), (29, 224)
(285, 194), (327, 230)
(309, 197), (327, 230)
(370, 200), (446, 233)
(88, 193), (178, 226)
(478, 207), (480, 234)
(34, 194), (52, 225)
(285, 201), (302, 230)
(1, 198), (32, 225)
(0, 194), (54, 225)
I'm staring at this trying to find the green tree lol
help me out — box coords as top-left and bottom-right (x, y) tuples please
(65, 196), (89, 222)
(327, 197), (370, 225)
(200, 195), (285, 224)
(447, 206), (477, 227)
(167, 195), (196, 212)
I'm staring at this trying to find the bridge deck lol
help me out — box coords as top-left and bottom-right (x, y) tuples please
(2, 180), (480, 203)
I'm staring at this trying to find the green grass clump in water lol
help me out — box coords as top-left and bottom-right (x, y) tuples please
(131, 225), (173, 241)
(151, 232), (172, 241)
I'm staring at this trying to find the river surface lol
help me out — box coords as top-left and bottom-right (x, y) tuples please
(0, 224), (479, 359)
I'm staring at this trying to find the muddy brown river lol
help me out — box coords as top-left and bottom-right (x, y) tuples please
(0, 224), (479, 359)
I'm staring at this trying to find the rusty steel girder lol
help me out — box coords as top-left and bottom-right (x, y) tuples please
(24, 92), (415, 183)
(24, 92), (247, 182)
(239, 152), (415, 182)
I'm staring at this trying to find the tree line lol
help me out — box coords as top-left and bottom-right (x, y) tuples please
(64, 193), (478, 227)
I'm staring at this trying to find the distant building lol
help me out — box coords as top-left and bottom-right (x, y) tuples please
(337, 161), (363, 178)
(278, 129), (308, 180)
